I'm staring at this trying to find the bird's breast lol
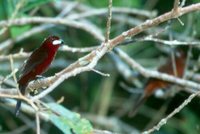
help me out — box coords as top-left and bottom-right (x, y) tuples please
(35, 53), (55, 75)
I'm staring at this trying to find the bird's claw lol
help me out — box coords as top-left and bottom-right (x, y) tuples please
(30, 89), (39, 96)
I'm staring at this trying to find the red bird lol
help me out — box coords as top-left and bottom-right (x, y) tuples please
(15, 35), (63, 116)
(129, 50), (187, 117)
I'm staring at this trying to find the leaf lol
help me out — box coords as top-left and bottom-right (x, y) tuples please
(0, 0), (31, 38)
(47, 103), (93, 134)
(10, 25), (31, 38)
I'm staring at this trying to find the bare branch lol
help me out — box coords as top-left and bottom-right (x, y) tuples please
(26, 3), (200, 100)
(173, 0), (180, 12)
(0, 17), (105, 41)
(91, 68), (110, 77)
(114, 48), (200, 91)
(67, 7), (157, 20)
(136, 36), (200, 46)
(0, 51), (30, 61)
(36, 112), (41, 134)
(0, 5), (200, 133)
(142, 90), (200, 134)
(105, 0), (113, 42)
(181, 0), (187, 7)
(9, 55), (18, 84)
(60, 45), (97, 53)
(0, 0), (25, 35)
(110, 3), (200, 48)
(0, 93), (38, 111)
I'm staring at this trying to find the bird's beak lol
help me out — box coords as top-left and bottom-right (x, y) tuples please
(60, 39), (64, 46)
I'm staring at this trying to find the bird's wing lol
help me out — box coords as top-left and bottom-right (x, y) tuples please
(19, 48), (48, 79)
(158, 51), (186, 75)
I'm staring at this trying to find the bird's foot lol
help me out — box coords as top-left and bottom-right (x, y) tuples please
(30, 89), (39, 96)
(35, 75), (46, 88)
(30, 75), (46, 96)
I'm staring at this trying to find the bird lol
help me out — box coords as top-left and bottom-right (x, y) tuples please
(15, 35), (64, 116)
(129, 49), (187, 117)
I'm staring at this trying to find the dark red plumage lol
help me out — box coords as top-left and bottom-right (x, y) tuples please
(15, 35), (63, 116)
(129, 50), (187, 117)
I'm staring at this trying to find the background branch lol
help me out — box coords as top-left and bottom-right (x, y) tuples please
(1, 1), (200, 134)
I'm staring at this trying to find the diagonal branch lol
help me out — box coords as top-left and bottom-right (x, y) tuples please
(1, 2), (200, 104)
(142, 90), (200, 134)
(27, 3), (200, 100)
(114, 48), (200, 91)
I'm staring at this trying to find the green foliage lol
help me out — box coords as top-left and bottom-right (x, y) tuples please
(84, 0), (141, 8)
(21, 0), (56, 13)
(10, 25), (31, 38)
(180, 109), (200, 134)
(47, 103), (93, 134)
(0, 0), (56, 38)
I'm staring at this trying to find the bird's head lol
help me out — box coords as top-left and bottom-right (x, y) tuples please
(42, 35), (64, 51)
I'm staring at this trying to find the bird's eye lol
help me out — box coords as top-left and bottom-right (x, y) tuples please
(61, 40), (64, 44)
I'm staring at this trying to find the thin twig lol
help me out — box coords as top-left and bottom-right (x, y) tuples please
(91, 68), (110, 77)
(136, 36), (200, 46)
(1, 2), (200, 117)
(0, 88), (17, 95)
(169, 32), (178, 77)
(0, 69), (18, 85)
(93, 129), (116, 134)
(9, 55), (18, 84)
(67, 7), (157, 20)
(173, 0), (180, 12)
(0, 93), (38, 111)
(0, 4), (80, 52)
(181, 0), (187, 7)
(27, 3), (200, 99)
(36, 111), (41, 134)
(0, 17), (105, 41)
(60, 45), (97, 53)
(114, 48), (200, 91)
(0, 0), (25, 35)
(105, 0), (113, 42)
(0, 51), (30, 61)
(142, 90), (200, 134)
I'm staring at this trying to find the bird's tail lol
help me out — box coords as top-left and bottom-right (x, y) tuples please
(15, 84), (26, 116)
(129, 94), (148, 117)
